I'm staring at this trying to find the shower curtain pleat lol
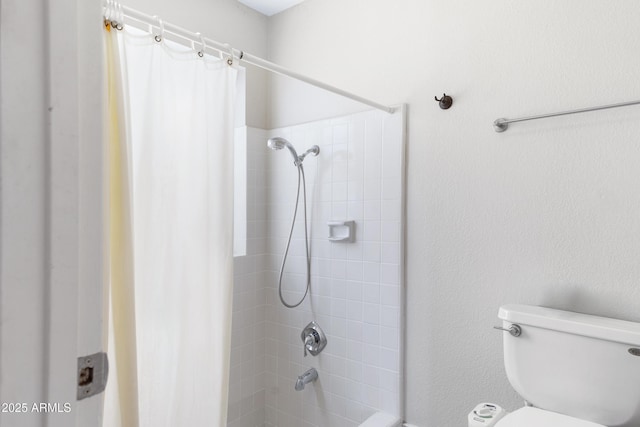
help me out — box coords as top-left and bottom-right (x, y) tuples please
(104, 23), (140, 427)
(104, 25), (237, 427)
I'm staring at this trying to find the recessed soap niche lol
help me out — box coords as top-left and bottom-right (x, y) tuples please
(328, 220), (355, 242)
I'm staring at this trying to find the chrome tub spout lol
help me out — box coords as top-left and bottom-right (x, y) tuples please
(295, 367), (318, 391)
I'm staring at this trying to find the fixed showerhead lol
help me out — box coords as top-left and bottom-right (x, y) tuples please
(267, 137), (319, 166)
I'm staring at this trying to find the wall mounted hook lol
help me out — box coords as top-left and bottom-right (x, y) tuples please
(435, 93), (453, 110)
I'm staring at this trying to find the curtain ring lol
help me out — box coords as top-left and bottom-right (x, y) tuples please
(197, 33), (206, 58)
(116, 2), (124, 30)
(104, 0), (113, 27)
(110, 1), (120, 30)
(153, 15), (164, 42)
(225, 44), (234, 66)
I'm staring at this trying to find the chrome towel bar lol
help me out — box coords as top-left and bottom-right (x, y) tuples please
(494, 99), (640, 132)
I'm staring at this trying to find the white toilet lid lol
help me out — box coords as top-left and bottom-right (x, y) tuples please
(496, 407), (606, 427)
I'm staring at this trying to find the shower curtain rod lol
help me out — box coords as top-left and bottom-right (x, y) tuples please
(104, 4), (396, 114)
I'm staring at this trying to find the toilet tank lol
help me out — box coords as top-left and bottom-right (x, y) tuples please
(498, 304), (640, 427)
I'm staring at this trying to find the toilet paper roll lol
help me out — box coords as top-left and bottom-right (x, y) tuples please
(359, 411), (403, 427)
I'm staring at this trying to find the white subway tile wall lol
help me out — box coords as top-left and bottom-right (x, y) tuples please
(228, 109), (404, 427)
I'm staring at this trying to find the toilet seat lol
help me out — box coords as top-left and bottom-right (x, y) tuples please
(496, 407), (606, 427)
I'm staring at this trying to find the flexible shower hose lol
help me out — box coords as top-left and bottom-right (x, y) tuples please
(277, 163), (311, 308)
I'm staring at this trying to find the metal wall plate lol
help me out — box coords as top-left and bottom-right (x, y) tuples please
(77, 352), (108, 400)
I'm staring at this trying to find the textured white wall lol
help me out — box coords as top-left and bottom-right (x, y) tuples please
(125, 0), (269, 128)
(1, 0), (105, 425)
(267, 1), (640, 426)
(0, 3), (49, 423)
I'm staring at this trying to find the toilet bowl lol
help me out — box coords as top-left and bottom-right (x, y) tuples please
(495, 304), (640, 427)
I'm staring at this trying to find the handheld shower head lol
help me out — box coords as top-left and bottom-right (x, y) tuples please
(267, 136), (320, 308)
(267, 137), (289, 151)
(267, 137), (319, 166)
(267, 137), (299, 165)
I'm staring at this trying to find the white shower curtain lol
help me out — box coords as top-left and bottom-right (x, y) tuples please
(104, 25), (237, 427)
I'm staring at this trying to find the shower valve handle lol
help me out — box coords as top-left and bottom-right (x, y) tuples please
(303, 334), (315, 357)
(301, 321), (327, 357)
